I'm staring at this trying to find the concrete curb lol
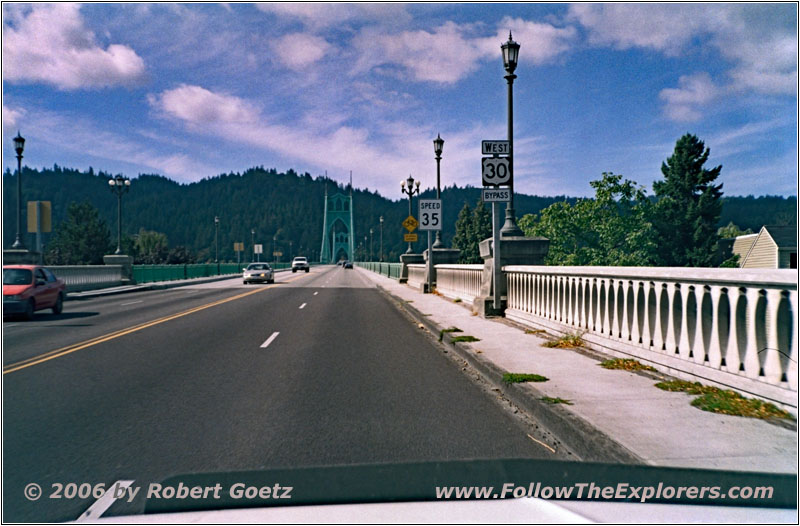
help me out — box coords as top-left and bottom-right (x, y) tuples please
(374, 283), (644, 465)
(66, 269), (295, 301)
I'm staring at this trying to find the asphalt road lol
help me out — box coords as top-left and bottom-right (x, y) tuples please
(3, 265), (554, 522)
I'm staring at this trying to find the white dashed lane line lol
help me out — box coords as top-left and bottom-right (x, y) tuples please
(299, 303), (307, 309)
(260, 332), (280, 349)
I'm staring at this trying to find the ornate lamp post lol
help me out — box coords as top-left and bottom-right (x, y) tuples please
(500, 32), (524, 237)
(379, 216), (384, 262)
(11, 132), (25, 249)
(108, 175), (131, 254)
(432, 134), (444, 248)
(369, 228), (374, 261)
(251, 228), (256, 262)
(400, 175), (420, 254)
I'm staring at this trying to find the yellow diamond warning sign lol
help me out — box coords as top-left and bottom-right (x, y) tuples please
(402, 215), (418, 232)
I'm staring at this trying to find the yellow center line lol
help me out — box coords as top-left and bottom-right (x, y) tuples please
(4, 273), (312, 375)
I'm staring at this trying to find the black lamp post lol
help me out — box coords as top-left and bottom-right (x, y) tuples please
(401, 175), (420, 254)
(214, 216), (220, 263)
(11, 132), (25, 249)
(500, 32), (524, 237)
(379, 216), (384, 262)
(108, 175), (131, 254)
(251, 228), (255, 261)
(432, 133), (445, 248)
(369, 228), (374, 261)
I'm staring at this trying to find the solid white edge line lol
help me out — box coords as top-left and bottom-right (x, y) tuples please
(260, 331), (280, 348)
(120, 300), (143, 306)
(76, 480), (134, 521)
(299, 303), (307, 309)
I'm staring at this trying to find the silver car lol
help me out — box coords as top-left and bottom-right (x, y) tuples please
(243, 263), (274, 284)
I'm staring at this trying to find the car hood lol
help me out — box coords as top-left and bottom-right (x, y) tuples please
(3, 284), (31, 295)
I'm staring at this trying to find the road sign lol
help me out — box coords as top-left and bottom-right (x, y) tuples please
(481, 140), (511, 156)
(234, 242), (244, 251)
(402, 215), (418, 232)
(482, 188), (511, 202)
(273, 251), (283, 257)
(418, 199), (442, 231)
(27, 201), (51, 233)
(482, 157), (512, 186)
(254, 244), (263, 254)
(404, 233), (418, 242)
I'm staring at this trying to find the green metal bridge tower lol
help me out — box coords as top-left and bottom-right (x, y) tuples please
(319, 184), (354, 264)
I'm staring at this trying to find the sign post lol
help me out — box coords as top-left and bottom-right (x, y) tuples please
(234, 242), (244, 265)
(481, 141), (511, 310)
(254, 244), (263, 262)
(419, 199), (442, 292)
(27, 201), (51, 263)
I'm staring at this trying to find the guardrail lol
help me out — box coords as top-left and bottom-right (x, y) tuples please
(504, 266), (798, 407)
(132, 262), (293, 284)
(435, 264), (483, 303)
(357, 262), (402, 279)
(49, 265), (124, 292)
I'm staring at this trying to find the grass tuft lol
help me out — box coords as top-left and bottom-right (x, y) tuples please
(451, 335), (480, 343)
(656, 380), (795, 420)
(543, 332), (585, 348)
(453, 298), (462, 303)
(438, 327), (463, 342)
(540, 396), (573, 405)
(600, 358), (657, 372)
(503, 373), (549, 384)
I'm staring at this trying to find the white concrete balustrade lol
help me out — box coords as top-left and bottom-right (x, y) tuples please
(503, 266), (797, 407)
(407, 264), (427, 289)
(49, 265), (124, 292)
(435, 264), (483, 303)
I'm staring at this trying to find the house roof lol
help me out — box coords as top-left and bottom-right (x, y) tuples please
(764, 225), (798, 249)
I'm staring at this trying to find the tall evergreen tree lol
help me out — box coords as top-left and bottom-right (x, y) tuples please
(45, 202), (111, 264)
(653, 134), (723, 266)
(452, 202), (473, 263)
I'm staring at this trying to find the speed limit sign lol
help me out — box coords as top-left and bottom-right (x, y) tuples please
(418, 199), (442, 231)
(482, 157), (511, 186)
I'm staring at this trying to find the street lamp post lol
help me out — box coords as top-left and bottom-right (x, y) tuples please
(369, 228), (374, 261)
(108, 175), (131, 254)
(433, 134), (444, 248)
(400, 175), (420, 254)
(379, 216), (384, 262)
(11, 132), (25, 249)
(289, 240), (293, 261)
(500, 32), (524, 237)
(273, 235), (277, 263)
(214, 216), (219, 263)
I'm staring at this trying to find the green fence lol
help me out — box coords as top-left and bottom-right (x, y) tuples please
(356, 262), (402, 279)
(133, 262), (294, 284)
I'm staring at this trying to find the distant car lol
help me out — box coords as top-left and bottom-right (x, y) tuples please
(3, 265), (66, 320)
(243, 263), (274, 284)
(291, 257), (310, 273)
(343, 261), (353, 269)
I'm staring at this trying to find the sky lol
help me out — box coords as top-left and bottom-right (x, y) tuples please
(2, 3), (797, 199)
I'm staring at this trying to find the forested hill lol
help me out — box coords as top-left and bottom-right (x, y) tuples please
(2, 165), (796, 262)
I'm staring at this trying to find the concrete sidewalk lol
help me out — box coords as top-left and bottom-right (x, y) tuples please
(357, 267), (797, 475)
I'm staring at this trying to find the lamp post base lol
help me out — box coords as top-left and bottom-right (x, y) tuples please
(3, 249), (40, 265)
(500, 207), (524, 237)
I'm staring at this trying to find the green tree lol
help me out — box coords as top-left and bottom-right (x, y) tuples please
(135, 229), (169, 264)
(45, 201), (111, 264)
(717, 221), (752, 239)
(653, 134), (723, 266)
(520, 173), (656, 266)
(452, 202), (473, 263)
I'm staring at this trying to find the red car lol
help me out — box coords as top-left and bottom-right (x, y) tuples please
(3, 265), (66, 319)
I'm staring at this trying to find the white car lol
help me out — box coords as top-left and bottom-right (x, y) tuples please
(291, 257), (310, 273)
(243, 263), (274, 284)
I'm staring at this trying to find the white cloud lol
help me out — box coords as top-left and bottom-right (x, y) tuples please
(568, 3), (797, 98)
(352, 18), (575, 84)
(659, 73), (720, 122)
(271, 33), (332, 70)
(2, 4), (146, 90)
(149, 84), (260, 127)
(256, 3), (411, 30)
(3, 105), (24, 130)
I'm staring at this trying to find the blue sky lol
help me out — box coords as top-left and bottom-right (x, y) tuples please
(2, 3), (797, 198)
